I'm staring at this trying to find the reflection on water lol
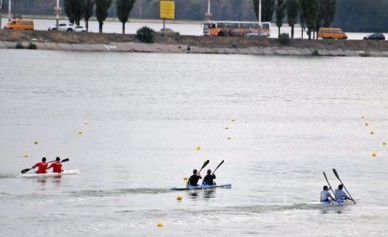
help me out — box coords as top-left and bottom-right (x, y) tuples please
(203, 189), (216, 199)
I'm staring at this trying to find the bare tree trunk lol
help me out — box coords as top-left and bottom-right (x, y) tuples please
(99, 22), (103, 33)
(122, 22), (125, 34)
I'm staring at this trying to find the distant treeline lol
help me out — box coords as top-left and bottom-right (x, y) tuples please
(2, 0), (388, 32)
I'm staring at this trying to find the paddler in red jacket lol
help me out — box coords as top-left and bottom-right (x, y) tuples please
(32, 157), (48, 174)
(47, 157), (64, 173)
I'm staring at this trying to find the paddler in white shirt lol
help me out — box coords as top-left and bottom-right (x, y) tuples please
(334, 184), (352, 203)
(320, 185), (336, 203)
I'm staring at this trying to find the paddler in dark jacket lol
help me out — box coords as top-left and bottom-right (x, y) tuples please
(202, 169), (216, 185)
(188, 169), (202, 186)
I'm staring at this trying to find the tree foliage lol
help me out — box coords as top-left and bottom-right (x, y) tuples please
(96, 0), (112, 33)
(275, 0), (286, 36)
(252, 0), (275, 22)
(64, 0), (84, 25)
(334, 0), (388, 32)
(300, 0), (318, 39)
(116, 0), (136, 34)
(287, 0), (299, 39)
(83, 0), (95, 32)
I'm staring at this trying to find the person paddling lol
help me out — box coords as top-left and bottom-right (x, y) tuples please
(202, 169), (216, 185)
(32, 157), (48, 174)
(320, 185), (336, 203)
(334, 184), (352, 203)
(188, 169), (202, 187)
(47, 157), (64, 173)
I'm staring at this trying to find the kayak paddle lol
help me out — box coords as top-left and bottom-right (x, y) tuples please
(198, 160), (210, 174)
(323, 172), (336, 199)
(20, 158), (70, 174)
(212, 160), (224, 175)
(333, 168), (356, 204)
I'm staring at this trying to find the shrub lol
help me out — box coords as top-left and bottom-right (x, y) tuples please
(278, 33), (290, 45)
(28, 43), (37, 49)
(15, 42), (24, 49)
(136, 26), (155, 43)
(312, 49), (320, 56)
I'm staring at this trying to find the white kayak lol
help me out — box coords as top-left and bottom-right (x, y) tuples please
(20, 170), (80, 178)
(320, 200), (354, 206)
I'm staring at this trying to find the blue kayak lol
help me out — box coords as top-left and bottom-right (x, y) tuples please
(321, 200), (351, 206)
(171, 184), (232, 191)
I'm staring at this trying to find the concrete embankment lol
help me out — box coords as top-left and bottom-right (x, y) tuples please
(1, 30), (388, 57)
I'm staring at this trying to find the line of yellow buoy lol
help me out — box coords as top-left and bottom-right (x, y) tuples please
(361, 116), (387, 158)
(22, 121), (89, 159)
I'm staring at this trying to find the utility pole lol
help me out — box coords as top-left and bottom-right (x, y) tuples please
(258, 0), (262, 34)
(8, 0), (10, 21)
(0, 0), (2, 28)
(56, 0), (59, 30)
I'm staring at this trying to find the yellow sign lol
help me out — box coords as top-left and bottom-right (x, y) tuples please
(160, 1), (175, 19)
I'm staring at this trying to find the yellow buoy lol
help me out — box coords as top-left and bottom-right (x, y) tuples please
(383, 142), (387, 146)
(370, 131), (374, 135)
(361, 116), (365, 119)
(225, 127), (229, 129)
(34, 140), (39, 145)
(183, 177), (188, 181)
(365, 123), (368, 126)
(78, 131), (83, 135)
(227, 137), (231, 140)
(372, 152), (377, 157)
(157, 222), (164, 227)
(196, 146), (201, 151)
(231, 119), (236, 122)
(177, 195), (182, 201)
(84, 122), (88, 125)
(23, 154), (29, 158)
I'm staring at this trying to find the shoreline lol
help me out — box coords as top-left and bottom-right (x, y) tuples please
(1, 30), (388, 57)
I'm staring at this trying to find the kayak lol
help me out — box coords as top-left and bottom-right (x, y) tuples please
(171, 184), (232, 191)
(320, 200), (352, 206)
(20, 170), (80, 178)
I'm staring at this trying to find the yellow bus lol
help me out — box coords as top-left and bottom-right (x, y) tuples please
(318, 28), (347, 40)
(4, 19), (34, 30)
(203, 21), (270, 37)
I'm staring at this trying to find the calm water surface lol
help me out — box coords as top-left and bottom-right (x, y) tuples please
(0, 49), (388, 236)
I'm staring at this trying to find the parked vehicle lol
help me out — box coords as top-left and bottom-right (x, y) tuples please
(48, 23), (75, 32)
(318, 28), (347, 40)
(3, 19), (34, 30)
(74, 25), (86, 32)
(245, 32), (269, 38)
(363, 33), (385, 41)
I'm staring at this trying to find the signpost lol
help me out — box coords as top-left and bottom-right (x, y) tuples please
(205, 0), (212, 20)
(160, 0), (175, 31)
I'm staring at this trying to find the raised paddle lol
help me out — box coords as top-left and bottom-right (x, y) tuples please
(323, 172), (336, 198)
(20, 158), (70, 174)
(198, 160), (210, 174)
(212, 160), (224, 175)
(333, 168), (356, 204)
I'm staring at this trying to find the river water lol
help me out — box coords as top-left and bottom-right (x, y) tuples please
(0, 49), (388, 236)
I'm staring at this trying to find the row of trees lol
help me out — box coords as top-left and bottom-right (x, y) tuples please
(252, 0), (336, 39)
(64, 0), (135, 33)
